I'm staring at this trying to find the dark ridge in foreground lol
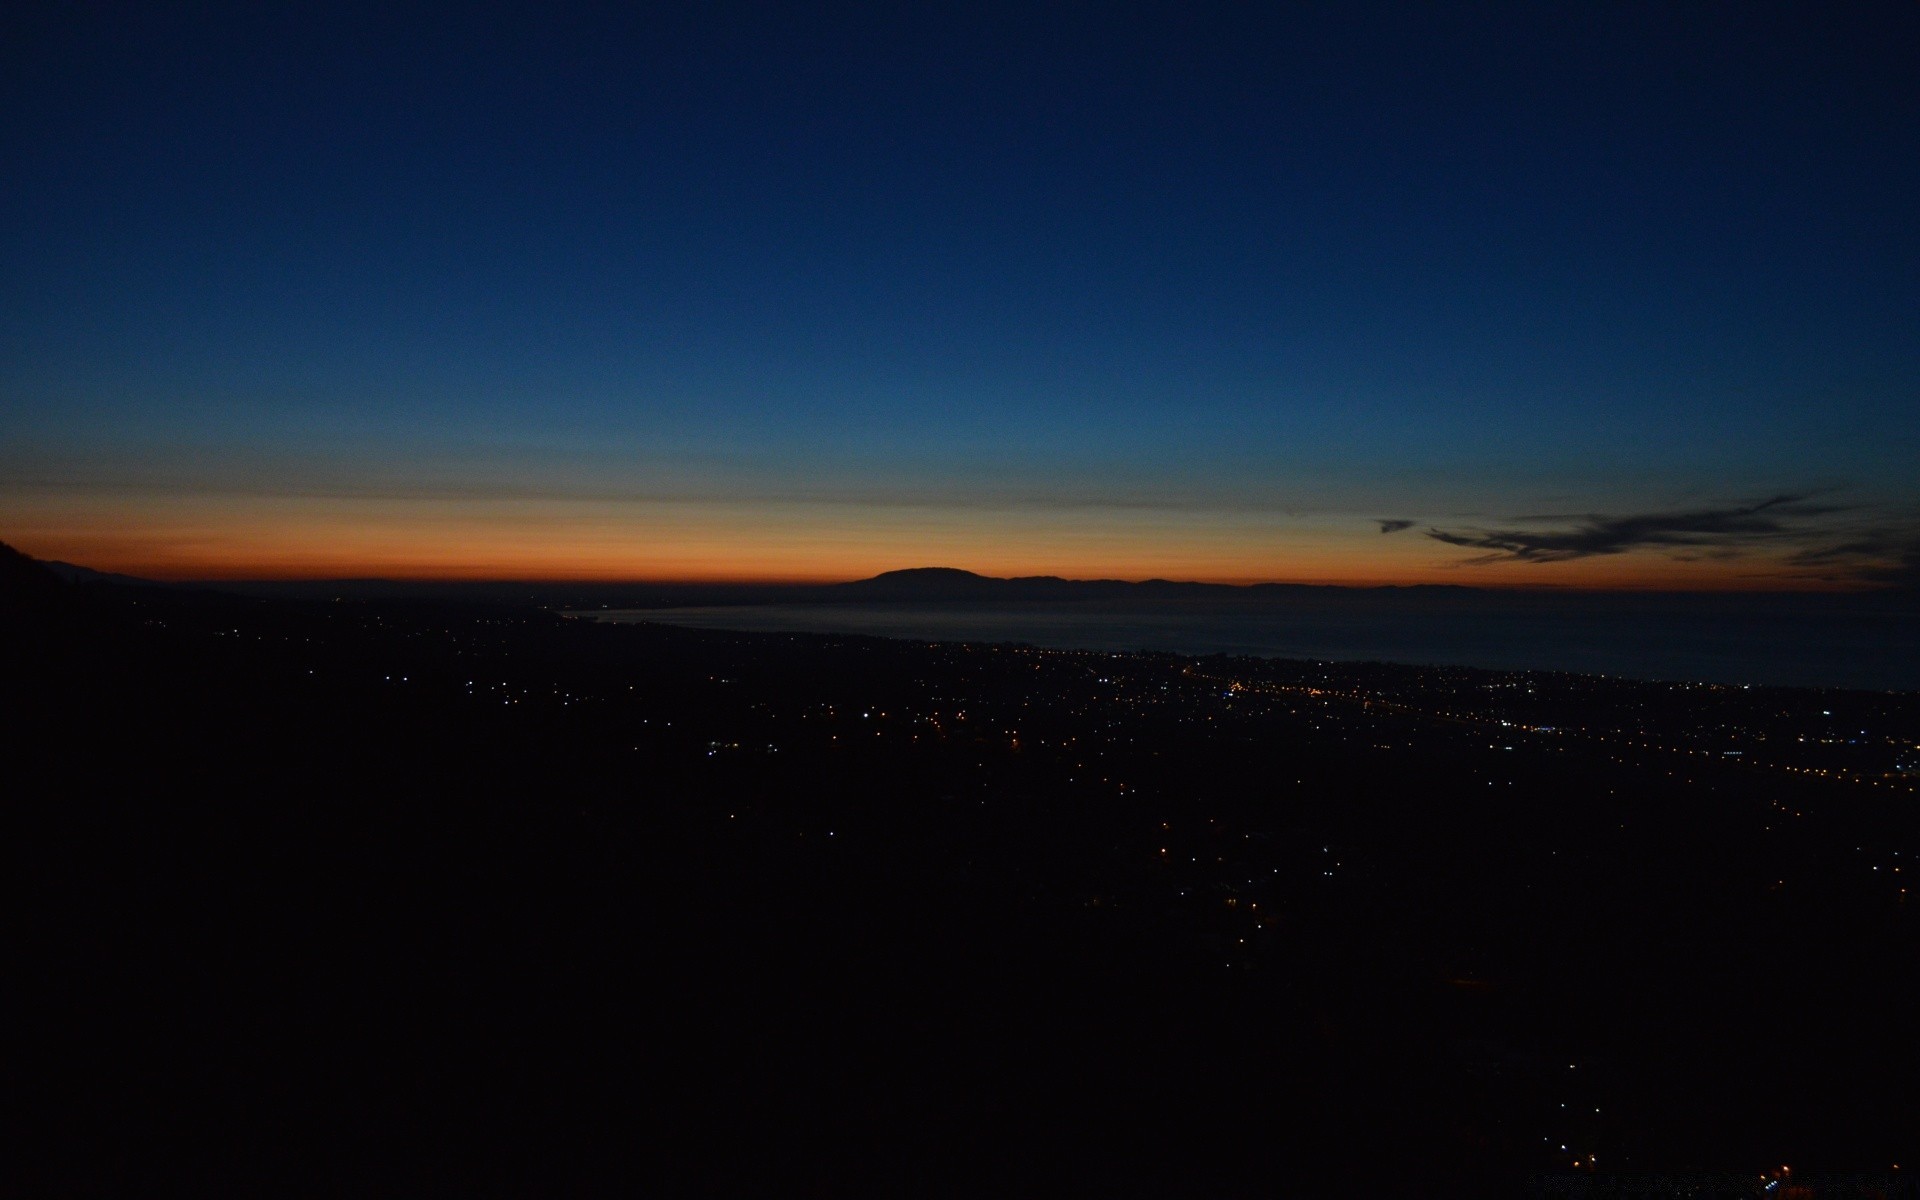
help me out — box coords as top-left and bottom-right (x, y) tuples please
(5, 542), (1917, 1196)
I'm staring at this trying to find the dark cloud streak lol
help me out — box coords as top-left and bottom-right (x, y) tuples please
(1784, 529), (1920, 589)
(1426, 495), (1835, 563)
(1424, 494), (1920, 588)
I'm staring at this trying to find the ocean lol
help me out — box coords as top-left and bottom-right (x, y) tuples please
(586, 592), (1920, 692)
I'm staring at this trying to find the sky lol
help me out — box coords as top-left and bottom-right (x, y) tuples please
(3, 2), (1917, 587)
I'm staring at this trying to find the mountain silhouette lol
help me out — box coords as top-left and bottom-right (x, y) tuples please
(0, 541), (66, 612)
(831, 566), (1347, 602)
(42, 560), (157, 587)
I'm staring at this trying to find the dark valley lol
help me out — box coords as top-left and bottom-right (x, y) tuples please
(6, 545), (1917, 1197)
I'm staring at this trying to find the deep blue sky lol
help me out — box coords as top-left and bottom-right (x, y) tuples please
(4, 2), (1916, 583)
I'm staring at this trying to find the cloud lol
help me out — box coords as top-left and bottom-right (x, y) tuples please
(1782, 529), (1920, 589)
(1377, 519), (1415, 534)
(1424, 494), (1861, 566)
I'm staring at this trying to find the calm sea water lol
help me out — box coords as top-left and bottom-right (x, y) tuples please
(587, 594), (1920, 692)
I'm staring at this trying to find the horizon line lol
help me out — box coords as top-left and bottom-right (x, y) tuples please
(57, 564), (1885, 596)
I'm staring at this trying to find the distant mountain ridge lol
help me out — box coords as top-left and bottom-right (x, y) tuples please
(42, 560), (159, 587)
(0, 551), (1470, 604)
(831, 566), (1461, 602)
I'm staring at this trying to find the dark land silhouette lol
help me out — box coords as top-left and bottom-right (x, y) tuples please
(5, 543), (1916, 1197)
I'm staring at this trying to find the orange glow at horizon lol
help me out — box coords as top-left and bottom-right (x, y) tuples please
(4, 490), (1860, 591)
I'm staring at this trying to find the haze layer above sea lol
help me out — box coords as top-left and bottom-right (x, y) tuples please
(588, 588), (1920, 693)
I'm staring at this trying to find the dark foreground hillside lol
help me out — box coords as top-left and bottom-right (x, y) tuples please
(5, 550), (1916, 1198)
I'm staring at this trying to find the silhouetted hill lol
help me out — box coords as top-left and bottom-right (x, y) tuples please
(832, 566), (1330, 602)
(0, 541), (66, 611)
(827, 566), (1482, 603)
(833, 567), (1014, 599)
